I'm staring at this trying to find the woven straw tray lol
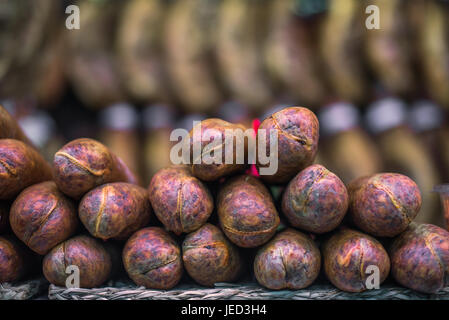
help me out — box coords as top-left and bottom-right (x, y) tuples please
(48, 280), (449, 300)
(0, 277), (48, 300)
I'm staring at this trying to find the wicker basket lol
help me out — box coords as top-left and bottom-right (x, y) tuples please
(48, 280), (449, 300)
(0, 277), (48, 300)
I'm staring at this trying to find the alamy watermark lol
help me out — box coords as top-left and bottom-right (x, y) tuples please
(365, 5), (380, 30)
(66, 4), (380, 31)
(63, 263), (382, 289)
(65, 5), (80, 30)
(65, 265), (80, 288)
(365, 265), (380, 290)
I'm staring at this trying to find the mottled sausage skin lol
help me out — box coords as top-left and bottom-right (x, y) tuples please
(390, 223), (449, 294)
(0, 236), (30, 282)
(10, 181), (78, 255)
(254, 229), (321, 290)
(257, 107), (319, 184)
(217, 175), (280, 248)
(182, 223), (242, 287)
(349, 173), (422, 237)
(0, 104), (33, 145)
(79, 182), (151, 241)
(282, 164), (348, 234)
(323, 228), (390, 293)
(43, 235), (112, 288)
(148, 166), (213, 235)
(123, 227), (183, 289)
(187, 118), (248, 181)
(0, 139), (52, 200)
(53, 138), (138, 199)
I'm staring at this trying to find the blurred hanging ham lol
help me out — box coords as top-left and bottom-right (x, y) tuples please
(116, 0), (171, 104)
(320, 0), (368, 104)
(65, 0), (125, 109)
(264, 0), (326, 108)
(164, 0), (223, 114)
(216, 0), (274, 111)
